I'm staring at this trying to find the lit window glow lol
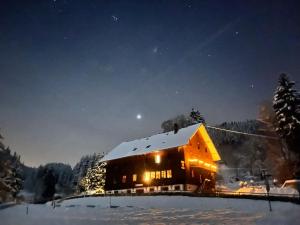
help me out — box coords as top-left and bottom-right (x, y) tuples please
(144, 171), (150, 183)
(132, 174), (137, 182)
(181, 160), (185, 169)
(167, 170), (172, 178)
(150, 171), (156, 179)
(156, 171), (160, 179)
(155, 154), (161, 164)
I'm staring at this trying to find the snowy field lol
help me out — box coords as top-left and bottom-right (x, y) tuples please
(1, 196), (299, 225)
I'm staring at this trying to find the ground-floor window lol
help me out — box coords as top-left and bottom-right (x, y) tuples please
(132, 174), (137, 182)
(167, 170), (172, 178)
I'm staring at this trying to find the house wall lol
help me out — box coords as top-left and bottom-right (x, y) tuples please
(105, 147), (186, 191)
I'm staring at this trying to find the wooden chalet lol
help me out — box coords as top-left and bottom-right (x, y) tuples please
(101, 123), (221, 194)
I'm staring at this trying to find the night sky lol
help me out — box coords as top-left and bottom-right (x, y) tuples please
(1, 0), (300, 167)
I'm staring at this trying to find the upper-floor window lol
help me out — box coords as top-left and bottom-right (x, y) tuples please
(155, 154), (161, 164)
(122, 175), (126, 183)
(181, 160), (185, 169)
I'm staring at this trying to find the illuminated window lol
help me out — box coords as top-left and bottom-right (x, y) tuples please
(155, 154), (161, 164)
(191, 170), (194, 178)
(150, 171), (156, 179)
(144, 171), (150, 183)
(156, 171), (160, 179)
(161, 170), (166, 178)
(132, 174), (137, 182)
(181, 160), (185, 169)
(167, 170), (172, 178)
(122, 175), (126, 183)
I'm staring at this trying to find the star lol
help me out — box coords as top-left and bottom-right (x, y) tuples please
(136, 114), (142, 120)
(235, 31), (239, 35)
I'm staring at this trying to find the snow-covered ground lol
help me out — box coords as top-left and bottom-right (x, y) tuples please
(236, 186), (299, 197)
(1, 196), (299, 225)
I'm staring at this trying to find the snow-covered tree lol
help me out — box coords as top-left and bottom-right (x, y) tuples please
(273, 73), (300, 178)
(79, 161), (106, 194)
(0, 133), (23, 202)
(72, 153), (104, 191)
(190, 108), (206, 124)
(161, 114), (194, 132)
(273, 74), (300, 148)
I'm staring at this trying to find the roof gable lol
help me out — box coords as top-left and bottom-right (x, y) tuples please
(197, 125), (221, 161)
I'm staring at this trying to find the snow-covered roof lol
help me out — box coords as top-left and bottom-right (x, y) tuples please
(101, 123), (201, 162)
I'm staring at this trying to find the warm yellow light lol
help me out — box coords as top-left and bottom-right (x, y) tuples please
(144, 171), (150, 183)
(189, 159), (198, 162)
(155, 171), (160, 179)
(150, 171), (156, 179)
(155, 154), (161, 164)
(211, 165), (217, 170)
(188, 159), (217, 172)
(167, 170), (172, 178)
(132, 174), (137, 182)
(204, 162), (210, 167)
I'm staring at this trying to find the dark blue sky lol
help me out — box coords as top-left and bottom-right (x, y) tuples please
(0, 0), (299, 166)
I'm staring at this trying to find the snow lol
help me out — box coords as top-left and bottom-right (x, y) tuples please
(101, 123), (201, 162)
(236, 186), (299, 197)
(1, 196), (299, 225)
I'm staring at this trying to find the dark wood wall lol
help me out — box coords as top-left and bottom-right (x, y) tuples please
(105, 148), (186, 190)
(186, 167), (216, 191)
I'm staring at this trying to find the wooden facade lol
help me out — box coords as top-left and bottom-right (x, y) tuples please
(103, 124), (220, 193)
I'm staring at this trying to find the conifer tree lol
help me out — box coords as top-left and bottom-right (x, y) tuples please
(0, 133), (23, 201)
(190, 108), (206, 124)
(80, 161), (106, 194)
(273, 73), (300, 177)
(273, 74), (300, 150)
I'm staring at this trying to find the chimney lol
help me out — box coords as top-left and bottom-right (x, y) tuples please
(174, 123), (179, 134)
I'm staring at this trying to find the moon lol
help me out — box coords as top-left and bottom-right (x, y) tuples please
(136, 114), (142, 120)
